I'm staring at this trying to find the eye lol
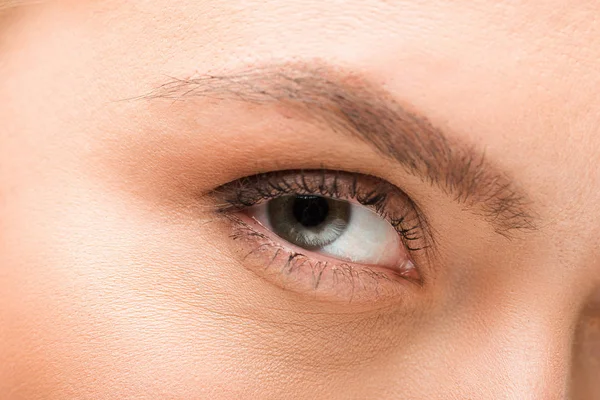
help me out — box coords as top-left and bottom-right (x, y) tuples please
(249, 195), (407, 268)
(212, 170), (427, 304)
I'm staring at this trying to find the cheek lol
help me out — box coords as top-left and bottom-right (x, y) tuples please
(0, 177), (255, 398)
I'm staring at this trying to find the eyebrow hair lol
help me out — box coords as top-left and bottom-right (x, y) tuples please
(144, 63), (537, 236)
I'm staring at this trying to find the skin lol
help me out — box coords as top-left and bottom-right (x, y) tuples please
(1, 0), (600, 398)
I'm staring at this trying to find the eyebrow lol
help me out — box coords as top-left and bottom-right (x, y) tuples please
(144, 63), (537, 236)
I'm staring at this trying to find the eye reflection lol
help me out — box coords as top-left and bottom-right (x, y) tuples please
(250, 194), (407, 267)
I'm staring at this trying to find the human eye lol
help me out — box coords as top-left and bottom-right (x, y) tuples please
(210, 170), (430, 304)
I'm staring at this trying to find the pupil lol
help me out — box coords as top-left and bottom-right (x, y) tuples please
(292, 196), (329, 227)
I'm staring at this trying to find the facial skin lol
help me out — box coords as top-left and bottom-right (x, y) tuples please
(2, 0), (600, 398)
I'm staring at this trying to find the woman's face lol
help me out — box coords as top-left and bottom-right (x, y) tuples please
(2, 1), (600, 398)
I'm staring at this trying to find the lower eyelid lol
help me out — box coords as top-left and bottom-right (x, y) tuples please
(224, 213), (421, 306)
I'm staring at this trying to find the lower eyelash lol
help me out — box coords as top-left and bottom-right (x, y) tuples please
(233, 219), (344, 292)
(225, 214), (420, 304)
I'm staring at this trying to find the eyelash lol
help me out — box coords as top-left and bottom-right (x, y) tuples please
(214, 169), (427, 252)
(209, 169), (430, 303)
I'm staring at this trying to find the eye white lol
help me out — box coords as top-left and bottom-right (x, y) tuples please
(319, 203), (403, 266)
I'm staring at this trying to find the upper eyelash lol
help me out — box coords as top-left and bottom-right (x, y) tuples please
(212, 169), (430, 252)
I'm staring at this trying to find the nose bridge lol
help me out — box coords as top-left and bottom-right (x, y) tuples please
(482, 201), (600, 399)
(492, 325), (569, 399)
(542, 171), (600, 273)
(461, 300), (573, 399)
